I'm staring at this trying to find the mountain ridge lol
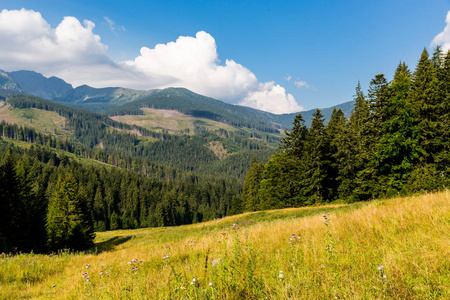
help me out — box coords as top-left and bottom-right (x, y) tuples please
(0, 69), (353, 129)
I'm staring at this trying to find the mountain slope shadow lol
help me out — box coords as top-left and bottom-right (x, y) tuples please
(95, 236), (134, 253)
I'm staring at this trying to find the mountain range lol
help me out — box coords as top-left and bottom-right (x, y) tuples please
(0, 70), (353, 129)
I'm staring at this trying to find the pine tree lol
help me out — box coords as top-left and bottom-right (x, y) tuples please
(338, 82), (370, 200)
(242, 158), (264, 211)
(279, 112), (308, 158)
(258, 152), (302, 208)
(374, 62), (422, 194)
(324, 108), (346, 200)
(410, 48), (440, 162)
(300, 109), (328, 203)
(46, 173), (95, 251)
(0, 154), (18, 252)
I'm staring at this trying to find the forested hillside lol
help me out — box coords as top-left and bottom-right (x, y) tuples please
(242, 47), (449, 210)
(0, 93), (277, 252)
(1, 94), (277, 177)
(0, 139), (243, 253)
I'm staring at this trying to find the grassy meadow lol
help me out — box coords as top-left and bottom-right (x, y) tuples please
(110, 108), (238, 135)
(1, 191), (449, 299)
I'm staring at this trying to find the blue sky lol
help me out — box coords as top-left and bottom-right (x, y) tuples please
(0, 0), (449, 113)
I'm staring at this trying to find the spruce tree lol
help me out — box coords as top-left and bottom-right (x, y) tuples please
(47, 173), (95, 251)
(242, 158), (264, 211)
(324, 108), (346, 200)
(279, 112), (308, 158)
(338, 82), (370, 200)
(300, 109), (328, 203)
(374, 62), (422, 194)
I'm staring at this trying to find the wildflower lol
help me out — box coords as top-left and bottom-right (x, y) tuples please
(327, 211), (330, 215)
(52, 284), (56, 288)
(99, 271), (103, 275)
(82, 272), (88, 278)
(212, 258), (221, 267)
(279, 271), (284, 279)
(85, 264), (90, 269)
(292, 234), (296, 237)
(180, 286), (186, 290)
(383, 274), (387, 279)
(86, 277), (90, 282)
(209, 281), (213, 287)
(133, 258), (138, 263)
(377, 264), (384, 271)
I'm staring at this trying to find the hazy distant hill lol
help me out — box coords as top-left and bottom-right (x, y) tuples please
(0, 70), (22, 92)
(0, 69), (354, 129)
(260, 101), (355, 128)
(7, 70), (73, 100)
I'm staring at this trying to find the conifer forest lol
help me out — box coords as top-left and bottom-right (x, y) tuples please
(0, 47), (449, 254)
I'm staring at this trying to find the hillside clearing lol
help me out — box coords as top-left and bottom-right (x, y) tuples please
(111, 108), (239, 135)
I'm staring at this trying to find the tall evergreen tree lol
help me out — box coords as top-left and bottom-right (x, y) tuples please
(374, 62), (422, 194)
(46, 173), (95, 251)
(300, 109), (328, 203)
(242, 158), (264, 211)
(337, 82), (370, 200)
(324, 108), (346, 200)
(279, 112), (308, 158)
(0, 154), (18, 252)
(410, 48), (440, 162)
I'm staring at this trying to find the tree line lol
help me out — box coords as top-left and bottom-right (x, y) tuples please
(0, 140), (243, 253)
(242, 47), (449, 210)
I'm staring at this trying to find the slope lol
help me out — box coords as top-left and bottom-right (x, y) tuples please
(0, 94), (277, 179)
(1, 191), (448, 299)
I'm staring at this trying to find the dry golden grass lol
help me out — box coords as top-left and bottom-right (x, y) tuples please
(111, 108), (237, 135)
(1, 191), (449, 299)
(0, 106), (71, 139)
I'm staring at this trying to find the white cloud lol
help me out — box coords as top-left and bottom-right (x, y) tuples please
(284, 74), (292, 81)
(295, 80), (316, 90)
(104, 16), (125, 34)
(240, 82), (303, 114)
(125, 31), (258, 100)
(0, 9), (303, 114)
(431, 11), (450, 53)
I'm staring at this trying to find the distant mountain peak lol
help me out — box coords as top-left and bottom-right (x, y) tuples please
(7, 70), (73, 100)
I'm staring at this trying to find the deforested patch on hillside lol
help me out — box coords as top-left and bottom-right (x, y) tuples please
(209, 140), (228, 159)
(111, 107), (238, 134)
(0, 105), (70, 139)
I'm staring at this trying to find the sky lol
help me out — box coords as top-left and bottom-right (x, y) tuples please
(0, 0), (450, 114)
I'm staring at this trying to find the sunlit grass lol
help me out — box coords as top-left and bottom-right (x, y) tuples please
(1, 191), (449, 299)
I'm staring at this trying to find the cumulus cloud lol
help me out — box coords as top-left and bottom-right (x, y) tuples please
(125, 31), (259, 100)
(431, 11), (450, 53)
(0, 8), (303, 114)
(240, 82), (303, 114)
